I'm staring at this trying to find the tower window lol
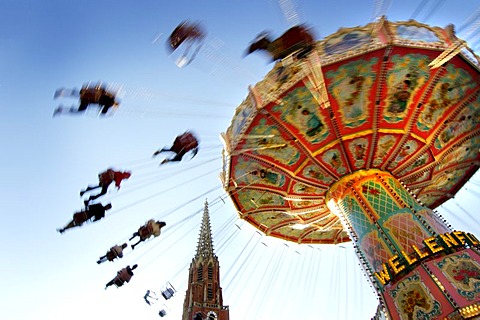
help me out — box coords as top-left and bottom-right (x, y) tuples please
(208, 264), (213, 279)
(207, 284), (213, 300)
(197, 265), (203, 281)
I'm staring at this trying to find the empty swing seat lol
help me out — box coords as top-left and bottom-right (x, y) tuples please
(161, 287), (175, 300)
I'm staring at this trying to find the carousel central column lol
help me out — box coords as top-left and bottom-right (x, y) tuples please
(325, 169), (480, 319)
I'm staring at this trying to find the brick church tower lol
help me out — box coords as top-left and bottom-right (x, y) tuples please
(182, 201), (230, 320)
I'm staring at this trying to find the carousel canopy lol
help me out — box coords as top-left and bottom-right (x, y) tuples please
(221, 18), (480, 244)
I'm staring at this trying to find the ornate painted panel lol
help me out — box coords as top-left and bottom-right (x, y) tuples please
(388, 271), (442, 320)
(433, 250), (480, 303)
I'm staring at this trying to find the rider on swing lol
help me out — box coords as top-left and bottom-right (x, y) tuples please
(105, 264), (138, 289)
(168, 21), (206, 67)
(53, 83), (119, 117)
(152, 131), (199, 165)
(97, 243), (128, 264)
(57, 203), (112, 234)
(80, 168), (131, 204)
(129, 219), (166, 249)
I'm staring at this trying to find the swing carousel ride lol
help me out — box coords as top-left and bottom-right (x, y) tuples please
(40, 5), (480, 320)
(221, 18), (480, 319)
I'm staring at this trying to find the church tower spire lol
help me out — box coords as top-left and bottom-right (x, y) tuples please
(195, 200), (215, 259)
(182, 200), (230, 320)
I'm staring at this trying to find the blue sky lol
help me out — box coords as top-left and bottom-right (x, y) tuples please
(1, 1), (479, 319)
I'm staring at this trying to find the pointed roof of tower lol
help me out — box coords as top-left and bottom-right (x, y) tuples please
(195, 200), (215, 259)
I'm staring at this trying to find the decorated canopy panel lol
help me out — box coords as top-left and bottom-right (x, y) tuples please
(222, 18), (480, 244)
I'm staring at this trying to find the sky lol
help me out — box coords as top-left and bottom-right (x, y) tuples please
(1, 1), (480, 319)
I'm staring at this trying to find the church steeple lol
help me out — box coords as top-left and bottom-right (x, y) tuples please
(182, 200), (229, 320)
(195, 200), (215, 259)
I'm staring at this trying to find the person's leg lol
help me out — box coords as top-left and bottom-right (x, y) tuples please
(171, 152), (184, 162)
(105, 279), (115, 289)
(100, 105), (111, 115)
(88, 185), (108, 201)
(80, 185), (101, 196)
(131, 239), (142, 250)
(54, 88), (78, 99)
(97, 255), (108, 264)
(57, 220), (75, 233)
(129, 232), (139, 241)
(153, 147), (172, 156)
(78, 101), (89, 112)
(63, 101), (88, 115)
(53, 106), (65, 116)
(164, 150), (184, 164)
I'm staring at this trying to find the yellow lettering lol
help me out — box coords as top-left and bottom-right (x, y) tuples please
(374, 263), (391, 285)
(453, 231), (466, 245)
(374, 231), (477, 286)
(470, 233), (479, 241)
(439, 233), (459, 248)
(465, 233), (480, 246)
(388, 255), (405, 274)
(423, 237), (444, 254)
(412, 244), (429, 259)
(401, 250), (417, 265)
(470, 233), (480, 244)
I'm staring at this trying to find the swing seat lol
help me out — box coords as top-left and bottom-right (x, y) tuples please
(73, 211), (88, 224)
(106, 251), (118, 261)
(80, 87), (105, 104)
(139, 224), (154, 239)
(172, 132), (199, 154)
(113, 278), (124, 287)
(161, 287), (175, 300)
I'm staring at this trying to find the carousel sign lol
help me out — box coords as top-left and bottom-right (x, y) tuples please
(374, 231), (480, 286)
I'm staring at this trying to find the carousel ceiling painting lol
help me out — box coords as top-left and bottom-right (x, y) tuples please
(221, 18), (480, 244)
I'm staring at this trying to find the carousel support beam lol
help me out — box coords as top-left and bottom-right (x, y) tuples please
(303, 50), (331, 109)
(429, 39), (466, 69)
